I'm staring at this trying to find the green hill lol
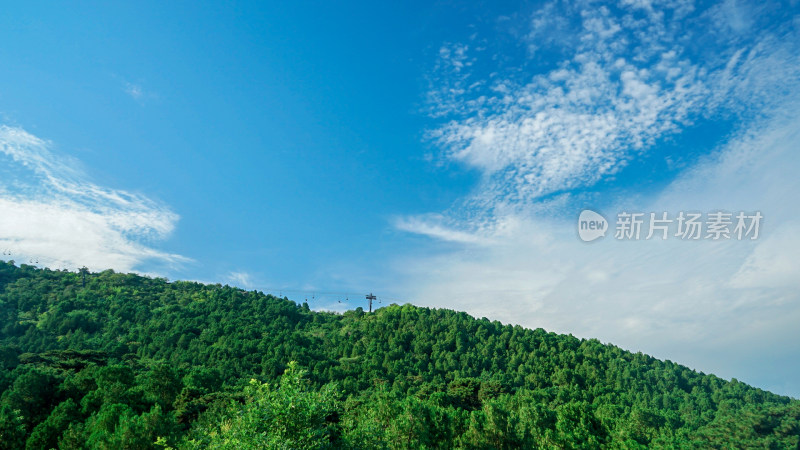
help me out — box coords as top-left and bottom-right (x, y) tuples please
(0, 261), (798, 448)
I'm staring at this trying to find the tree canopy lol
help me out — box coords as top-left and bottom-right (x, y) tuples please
(0, 261), (798, 448)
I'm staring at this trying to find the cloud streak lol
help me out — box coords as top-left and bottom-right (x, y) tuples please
(0, 125), (185, 272)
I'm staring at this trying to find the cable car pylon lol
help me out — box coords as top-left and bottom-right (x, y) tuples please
(366, 293), (376, 313)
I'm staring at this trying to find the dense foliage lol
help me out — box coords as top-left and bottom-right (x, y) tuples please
(0, 261), (798, 448)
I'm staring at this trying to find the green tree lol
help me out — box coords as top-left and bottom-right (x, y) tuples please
(0, 403), (26, 450)
(25, 398), (81, 449)
(187, 361), (340, 449)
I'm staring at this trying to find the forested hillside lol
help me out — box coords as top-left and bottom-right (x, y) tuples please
(0, 261), (798, 448)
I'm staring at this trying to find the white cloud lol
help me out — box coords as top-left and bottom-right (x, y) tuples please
(730, 224), (800, 290)
(424, 43), (480, 119)
(0, 125), (186, 272)
(708, 0), (756, 34)
(424, 0), (800, 212)
(226, 271), (254, 289)
(122, 80), (157, 104)
(393, 214), (493, 245)
(124, 82), (144, 100)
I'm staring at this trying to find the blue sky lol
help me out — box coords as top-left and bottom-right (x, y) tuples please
(2, 1), (800, 397)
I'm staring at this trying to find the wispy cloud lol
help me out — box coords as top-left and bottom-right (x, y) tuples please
(226, 271), (254, 289)
(124, 82), (144, 100)
(423, 0), (800, 211)
(0, 125), (186, 272)
(393, 214), (493, 245)
(122, 80), (157, 104)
